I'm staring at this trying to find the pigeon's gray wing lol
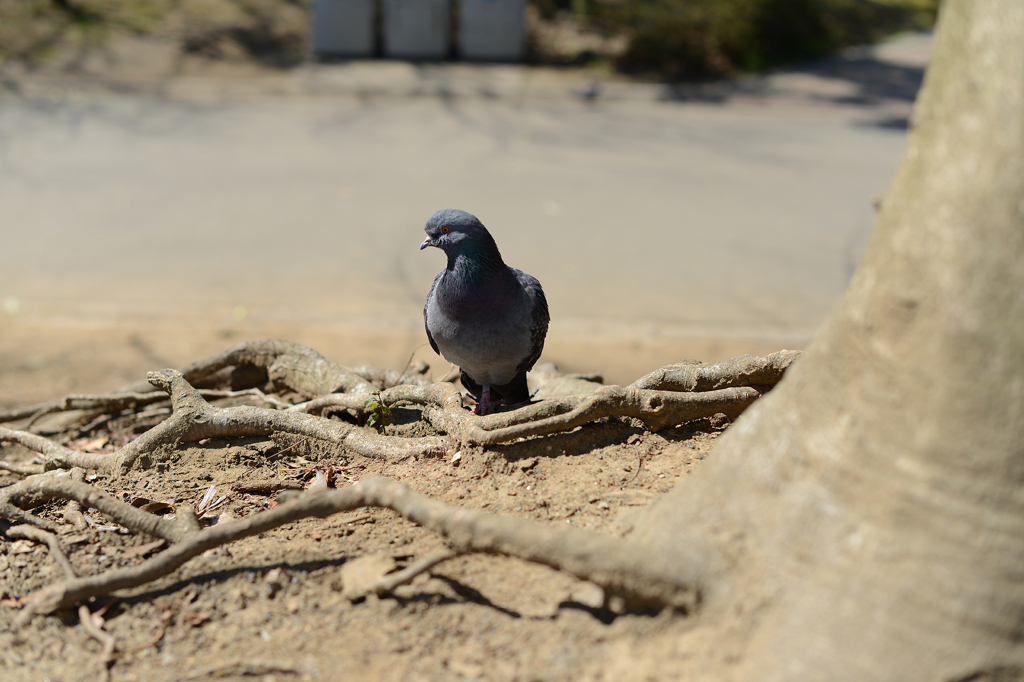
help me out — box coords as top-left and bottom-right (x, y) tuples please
(424, 272), (442, 356)
(513, 269), (549, 374)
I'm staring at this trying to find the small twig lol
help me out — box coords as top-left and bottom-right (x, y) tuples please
(6, 524), (76, 579)
(342, 511), (372, 524)
(78, 604), (115, 682)
(242, 437), (309, 475)
(197, 388), (293, 410)
(438, 365), (461, 384)
(179, 660), (303, 681)
(264, 437), (308, 463)
(0, 502), (61, 532)
(0, 460), (44, 476)
(129, 406), (172, 422)
(392, 342), (430, 388)
(622, 446), (643, 489)
(20, 407), (52, 432)
(77, 412), (124, 437)
(231, 479), (306, 494)
(372, 548), (462, 596)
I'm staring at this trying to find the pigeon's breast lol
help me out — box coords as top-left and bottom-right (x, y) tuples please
(427, 276), (531, 386)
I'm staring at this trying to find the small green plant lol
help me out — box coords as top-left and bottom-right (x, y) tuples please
(364, 391), (393, 434)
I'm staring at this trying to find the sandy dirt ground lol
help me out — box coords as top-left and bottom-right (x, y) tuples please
(1, 375), (729, 682)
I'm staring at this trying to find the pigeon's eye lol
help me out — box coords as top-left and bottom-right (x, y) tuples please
(441, 225), (450, 234)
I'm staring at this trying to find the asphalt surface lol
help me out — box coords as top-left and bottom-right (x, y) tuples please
(0, 31), (932, 382)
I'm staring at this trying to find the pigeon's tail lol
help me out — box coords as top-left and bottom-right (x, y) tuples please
(460, 370), (531, 410)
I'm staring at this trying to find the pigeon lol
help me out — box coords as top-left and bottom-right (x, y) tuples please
(420, 208), (549, 415)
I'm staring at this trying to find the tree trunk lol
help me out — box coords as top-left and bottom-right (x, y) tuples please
(629, 1), (1024, 679)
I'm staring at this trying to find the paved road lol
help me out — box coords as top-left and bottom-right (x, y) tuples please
(0, 32), (931, 382)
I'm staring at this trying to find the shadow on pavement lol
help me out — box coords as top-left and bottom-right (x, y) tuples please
(659, 48), (925, 130)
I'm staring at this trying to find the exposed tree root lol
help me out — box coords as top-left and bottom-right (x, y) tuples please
(0, 339), (434, 427)
(124, 338), (433, 398)
(627, 350), (802, 392)
(18, 476), (698, 622)
(0, 391), (174, 427)
(307, 352), (801, 446)
(2, 349), (798, 475)
(62, 467), (88, 529)
(0, 341), (799, 441)
(0, 341), (799, 627)
(0, 459), (45, 476)
(1, 371), (450, 475)
(0, 388), (291, 428)
(463, 384), (764, 444)
(0, 426), (95, 471)
(0, 471), (194, 542)
(7, 524), (77, 580)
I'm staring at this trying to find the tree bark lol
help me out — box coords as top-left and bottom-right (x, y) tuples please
(629, 1), (1024, 679)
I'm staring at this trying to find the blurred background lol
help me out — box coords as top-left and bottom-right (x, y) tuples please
(0, 0), (936, 404)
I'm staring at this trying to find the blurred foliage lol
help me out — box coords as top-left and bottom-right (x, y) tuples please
(533, 0), (938, 77)
(0, 0), (169, 64)
(588, 0), (939, 77)
(178, 0), (307, 67)
(0, 0), (307, 67)
(1, 0), (937, 76)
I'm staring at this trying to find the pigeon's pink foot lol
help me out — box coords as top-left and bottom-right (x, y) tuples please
(473, 386), (506, 415)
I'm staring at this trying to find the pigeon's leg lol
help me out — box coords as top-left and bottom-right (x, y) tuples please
(493, 372), (531, 406)
(473, 385), (506, 416)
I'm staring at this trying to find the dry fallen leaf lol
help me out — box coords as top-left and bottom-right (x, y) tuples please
(81, 436), (109, 452)
(307, 468), (329, 491)
(140, 501), (173, 514)
(197, 485), (217, 513)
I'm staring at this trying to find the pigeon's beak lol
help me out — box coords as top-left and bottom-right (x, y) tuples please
(419, 236), (433, 251)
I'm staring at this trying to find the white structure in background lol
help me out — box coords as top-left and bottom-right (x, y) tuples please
(383, 0), (451, 59)
(460, 0), (526, 61)
(309, 0), (526, 61)
(310, 0), (375, 56)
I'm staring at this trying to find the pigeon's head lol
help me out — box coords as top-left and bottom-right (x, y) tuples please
(420, 208), (500, 258)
